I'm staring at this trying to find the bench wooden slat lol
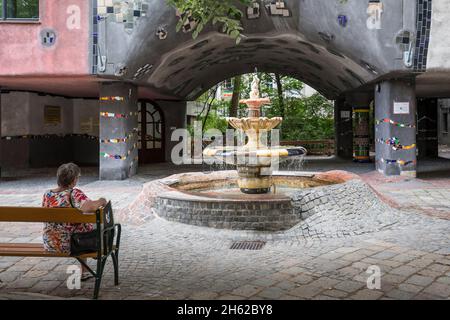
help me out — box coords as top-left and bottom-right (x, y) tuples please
(0, 243), (102, 258)
(0, 207), (97, 223)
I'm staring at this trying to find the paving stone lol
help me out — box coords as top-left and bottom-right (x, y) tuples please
(427, 263), (449, 274)
(256, 287), (285, 299)
(30, 280), (62, 293)
(436, 276), (450, 285)
(412, 292), (445, 300)
(269, 272), (293, 282)
(190, 291), (219, 300)
(312, 295), (339, 300)
(250, 277), (279, 287)
(310, 277), (340, 289)
(288, 284), (324, 299)
(217, 295), (244, 300)
(275, 280), (297, 291)
(371, 251), (397, 260)
(231, 285), (263, 298)
(405, 275), (434, 287)
(417, 269), (442, 278)
(290, 274), (314, 285)
(321, 289), (348, 298)
(407, 258), (434, 268)
(4, 264), (34, 273)
(385, 289), (416, 300)
(280, 266), (308, 276)
(6, 278), (40, 289)
(335, 247), (360, 254)
(423, 283), (450, 298)
(389, 266), (419, 277)
(337, 267), (361, 277)
(397, 283), (424, 294)
(23, 270), (50, 279)
(0, 272), (22, 283)
(279, 295), (302, 300)
(350, 289), (384, 300)
(391, 254), (415, 263)
(334, 280), (365, 293)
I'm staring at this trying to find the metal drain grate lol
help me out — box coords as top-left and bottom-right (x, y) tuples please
(230, 241), (266, 250)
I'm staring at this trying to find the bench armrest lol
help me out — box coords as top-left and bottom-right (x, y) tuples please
(114, 224), (122, 251)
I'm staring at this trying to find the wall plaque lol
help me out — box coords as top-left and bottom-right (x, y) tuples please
(44, 106), (61, 126)
(394, 102), (410, 114)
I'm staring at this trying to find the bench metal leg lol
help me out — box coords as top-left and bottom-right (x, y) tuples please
(93, 258), (107, 300)
(111, 251), (119, 286)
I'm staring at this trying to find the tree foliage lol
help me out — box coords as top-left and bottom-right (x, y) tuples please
(197, 74), (335, 141)
(166, 0), (250, 43)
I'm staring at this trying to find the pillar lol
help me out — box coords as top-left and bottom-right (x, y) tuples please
(348, 93), (372, 163)
(334, 97), (353, 159)
(99, 82), (139, 180)
(156, 100), (187, 162)
(375, 79), (417, 177)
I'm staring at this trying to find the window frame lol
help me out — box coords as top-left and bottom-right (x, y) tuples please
(0, 0), (40, 21)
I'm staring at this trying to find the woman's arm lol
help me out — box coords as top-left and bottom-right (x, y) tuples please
(79, 198), (108, 213)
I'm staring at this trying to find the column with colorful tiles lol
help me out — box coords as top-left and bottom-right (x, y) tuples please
(375, 79), (417, 177)
(99, 82), (139, 180)
(347, 93), (372, 163)
(353, 107), (371, 163)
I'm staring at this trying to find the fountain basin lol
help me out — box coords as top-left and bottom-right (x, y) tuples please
(153, 170), (357, 231)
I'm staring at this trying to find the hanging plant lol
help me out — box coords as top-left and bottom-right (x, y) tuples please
(166, 0), (251, 44)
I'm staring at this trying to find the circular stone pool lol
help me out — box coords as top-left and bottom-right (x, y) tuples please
(153, 170), (358, 231)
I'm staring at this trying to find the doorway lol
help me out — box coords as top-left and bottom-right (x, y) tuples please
(138, 100), (165, 164)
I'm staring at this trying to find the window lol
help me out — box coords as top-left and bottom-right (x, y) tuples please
(1, 0), (39, 20)
(443, 112), (449, 133)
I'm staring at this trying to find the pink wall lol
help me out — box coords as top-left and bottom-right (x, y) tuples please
(0, 0), (90, 76)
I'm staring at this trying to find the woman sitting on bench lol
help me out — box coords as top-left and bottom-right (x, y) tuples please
(42, 163), (107, 281)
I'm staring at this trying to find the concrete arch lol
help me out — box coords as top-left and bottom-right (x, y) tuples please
(98, 0), (412, 100)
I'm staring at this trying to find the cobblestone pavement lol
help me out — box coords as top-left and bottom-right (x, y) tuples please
(0, 214), (449, 300)
(0, 159), (450, 300)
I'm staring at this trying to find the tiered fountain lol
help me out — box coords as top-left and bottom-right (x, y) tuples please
(203, 74), (306, 194)
(152, 74), (349, 231)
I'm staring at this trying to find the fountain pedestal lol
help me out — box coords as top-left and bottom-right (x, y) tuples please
(237, 165), (273, 194)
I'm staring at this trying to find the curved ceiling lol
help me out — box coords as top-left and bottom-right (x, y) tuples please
(99, 0), (410, 100)
(144, 33), (376, 100)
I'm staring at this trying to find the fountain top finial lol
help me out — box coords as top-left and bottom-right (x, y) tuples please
(250, 74), (260, 100)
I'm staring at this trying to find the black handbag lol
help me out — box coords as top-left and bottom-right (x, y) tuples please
(70, 230), (98, 256)
(68, 190), (99, 256)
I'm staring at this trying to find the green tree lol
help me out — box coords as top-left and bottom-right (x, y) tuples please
(195, 74), (335, 141)
(166, 0), (250, 43)
(229, 76), (242, 118)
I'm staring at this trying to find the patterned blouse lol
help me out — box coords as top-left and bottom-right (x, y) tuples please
(42, 188), (94, 254)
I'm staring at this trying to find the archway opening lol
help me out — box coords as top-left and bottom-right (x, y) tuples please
(138, 100), (166, 164)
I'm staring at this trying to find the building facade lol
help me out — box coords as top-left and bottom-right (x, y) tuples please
(1, 0), (450, 179)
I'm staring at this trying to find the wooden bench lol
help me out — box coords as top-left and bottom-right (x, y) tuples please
(0, 201), (121, 299)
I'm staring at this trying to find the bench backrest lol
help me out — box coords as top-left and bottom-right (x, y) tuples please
(0, 202), (115, 256)
(0, 206), (100, 223)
